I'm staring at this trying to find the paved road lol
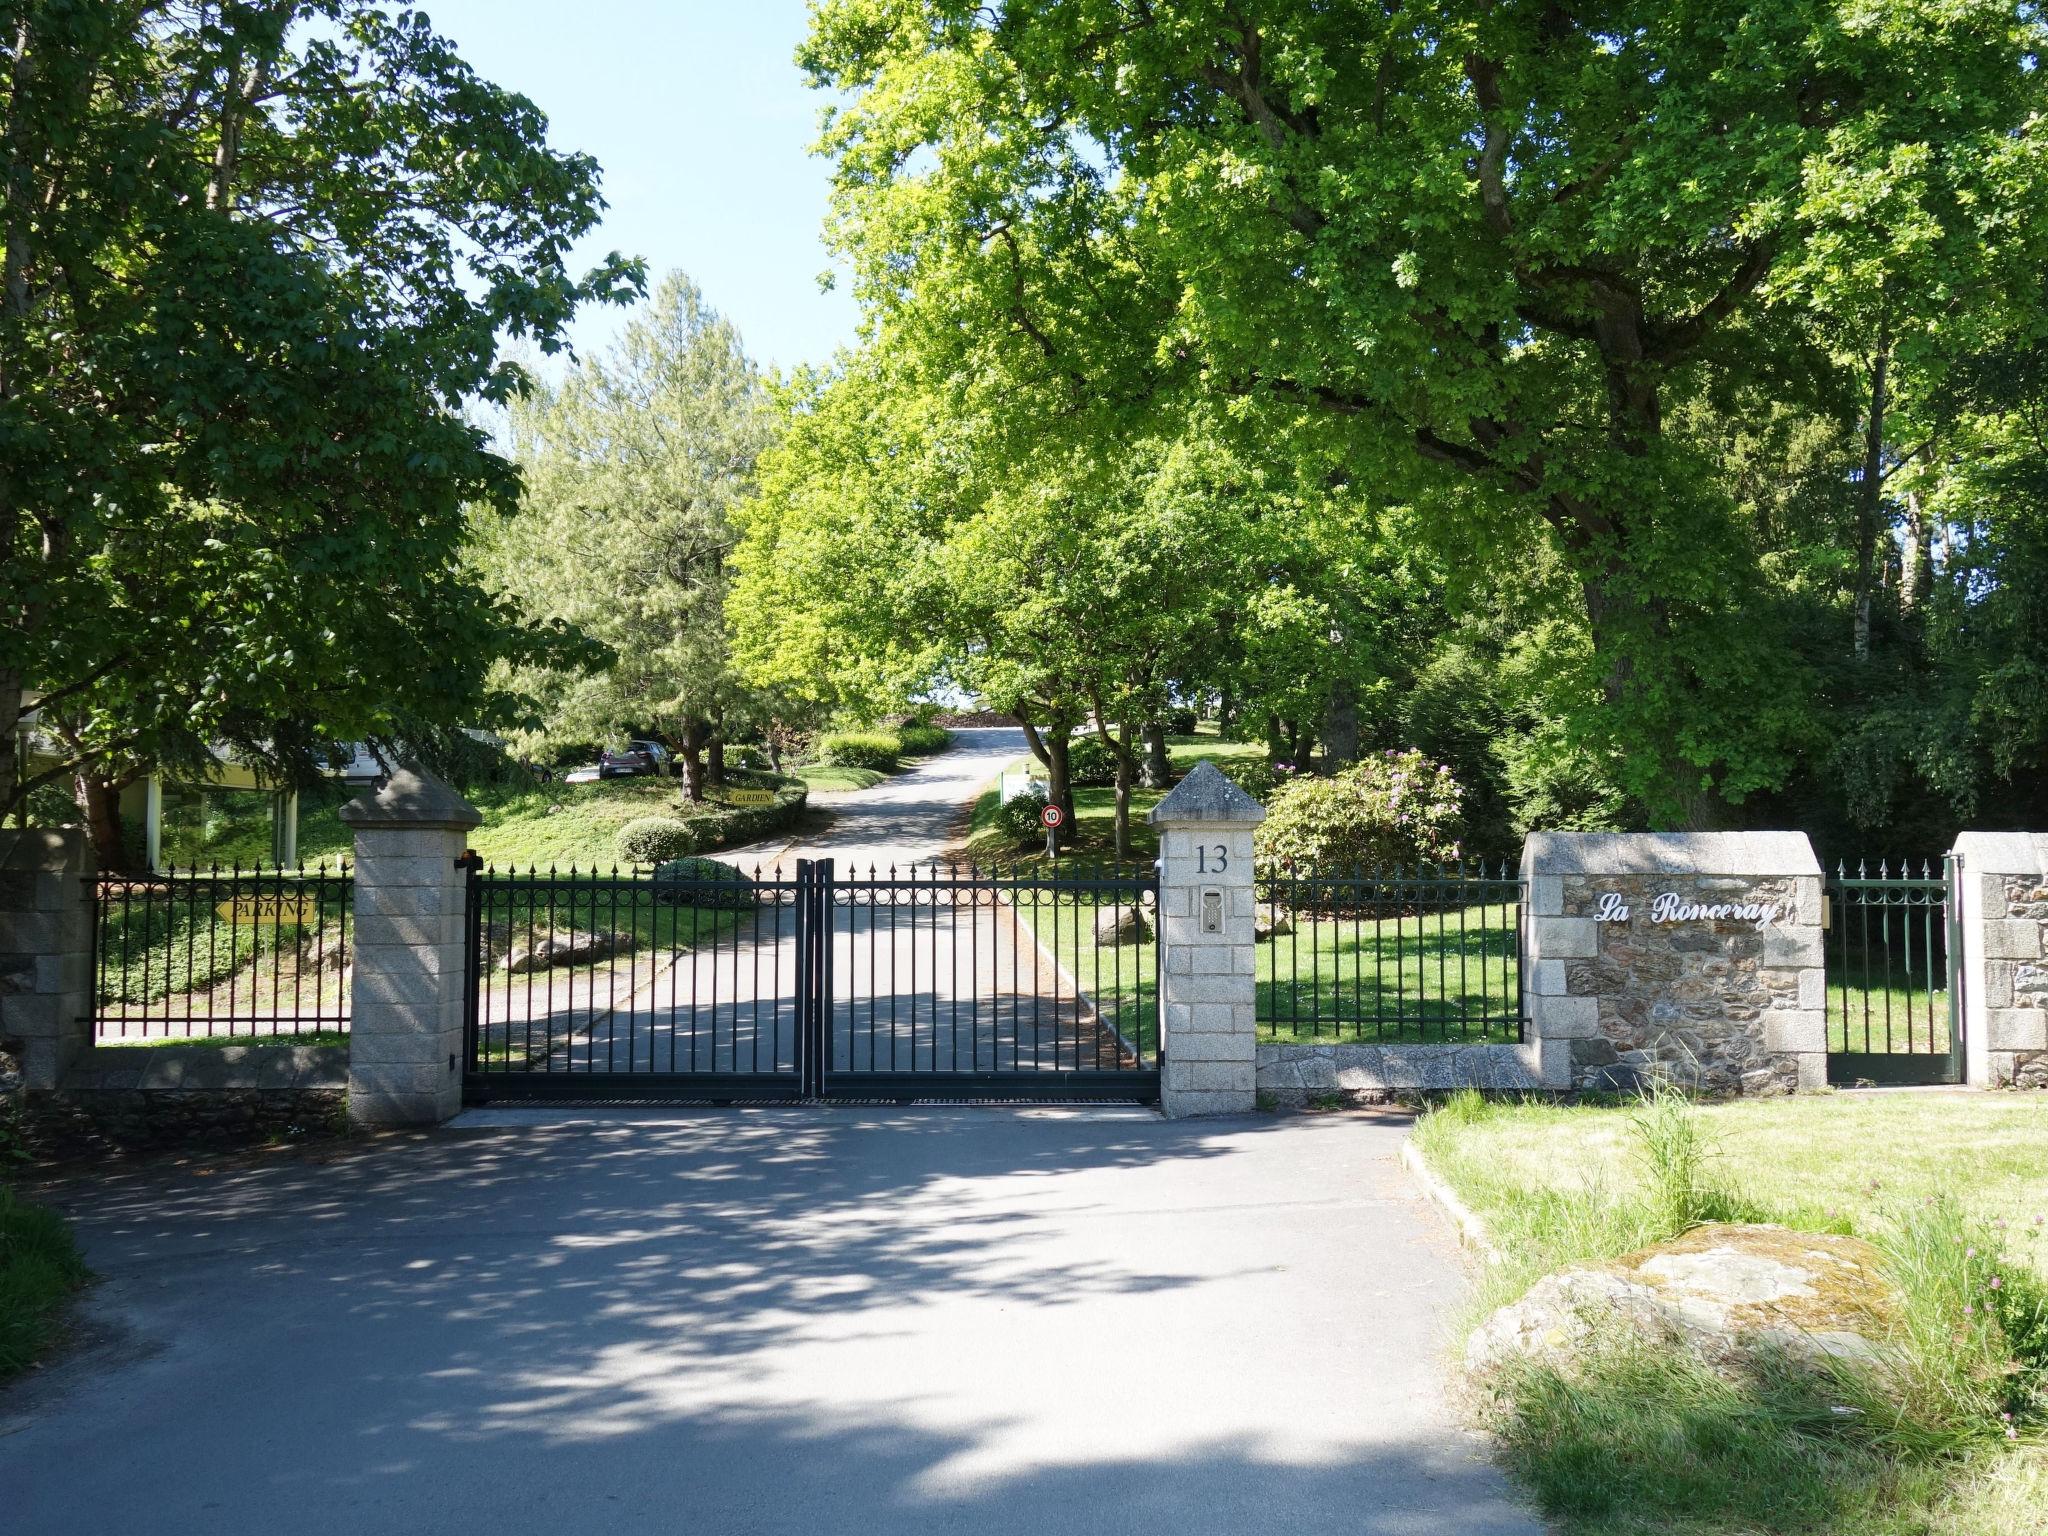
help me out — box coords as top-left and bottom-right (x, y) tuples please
(472, 727), (1144, 1081)
(2, 1108), (1539, 1536)
(736, 723), (1030, 873)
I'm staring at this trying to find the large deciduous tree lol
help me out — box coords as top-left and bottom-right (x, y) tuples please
(800, 0), (2048, 826)
(481, 273), (774, 802)
(1, 2), (637, 861)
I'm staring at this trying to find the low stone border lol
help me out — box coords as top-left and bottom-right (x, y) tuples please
(22, 1042), (348, 1155)
(1398, 1137), (1502, 1265)
(1256, 1041), (1543, 1103)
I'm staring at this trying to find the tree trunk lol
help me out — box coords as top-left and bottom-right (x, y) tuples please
(1284, 719), (1308, 771)
(74, 771), (127, 872)
(764, 737), (783, 774)
(675, 718), (711, 802)
(1264, 711), (1286, 767)
(1321, 682), (1360, 769)
(706, 734), (726, 788)
(1852, 322), (1891, 664)
(1218, 688), (1235, 735)
(1017, 711), (1078, 848)
(1140, 720), (1170, 789)
(1900, 489), (1931, 615)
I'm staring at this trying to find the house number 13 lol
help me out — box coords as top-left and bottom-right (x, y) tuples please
(1196, 844), (1229, 873)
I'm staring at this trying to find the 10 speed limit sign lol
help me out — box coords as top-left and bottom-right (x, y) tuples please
(1039, 803), (1065, 829)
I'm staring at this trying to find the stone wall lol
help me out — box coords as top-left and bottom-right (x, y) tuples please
(20, 1043), (348, 1155)
(1524, 834), (1826, 1097)
(1953, 833), (2048, 1088)
(1256, 1041), (1540, 1104)
(0, 829), (95, 1091)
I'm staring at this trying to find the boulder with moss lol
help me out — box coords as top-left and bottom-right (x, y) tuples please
(1467, 1223), (1900, 1382)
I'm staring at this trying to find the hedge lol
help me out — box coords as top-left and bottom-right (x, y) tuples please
(816, 731), (900, 771)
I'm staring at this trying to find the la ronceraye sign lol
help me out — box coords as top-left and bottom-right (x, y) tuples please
(1592, 890), (1784, 931)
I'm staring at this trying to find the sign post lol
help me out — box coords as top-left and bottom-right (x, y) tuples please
(1040, 801), (1064, 859)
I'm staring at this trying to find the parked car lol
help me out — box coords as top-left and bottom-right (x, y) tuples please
(600, 739), (670, 777)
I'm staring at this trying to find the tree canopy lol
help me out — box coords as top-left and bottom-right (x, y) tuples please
(1, 1), (637, 858)
(480, 273), (775, 800)
(794, 0), (2048, 829)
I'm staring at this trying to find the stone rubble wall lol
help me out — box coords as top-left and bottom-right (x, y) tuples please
(21, 1042), (349, 1155)
(1522, 834), (1826, 1099)
(1557, 873), (1816, 1096)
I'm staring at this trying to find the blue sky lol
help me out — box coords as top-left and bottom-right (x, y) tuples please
(418, 0), (861, 372)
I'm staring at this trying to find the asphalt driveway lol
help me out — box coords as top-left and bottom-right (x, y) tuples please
(2, 1108), (1539, 1535)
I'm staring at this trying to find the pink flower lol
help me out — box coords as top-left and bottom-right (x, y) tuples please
(1990, 1276), (2004, 1290)
(1965, 1302), (1977, 1315)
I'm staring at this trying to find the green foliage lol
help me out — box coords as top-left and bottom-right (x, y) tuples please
(0, 1185), (90, 1380)
(1065, 734), (1117, 787)
(1256, 752), (1466, 870)
(650, 857), (755, 909)
(893, 723), (952, 756)
(1, 3), (638, 821)
(614, 817), (698, 866)
(1877, 1196), (2048, 1441)
(800, 0), (2048, 827)
(1485, 1334), (1922, 1532)
(815, 731), (900, 772)
(476, 273), (773, 790)
(991, 788), (1051, 847)
(1628, 1080), (1751, 1235)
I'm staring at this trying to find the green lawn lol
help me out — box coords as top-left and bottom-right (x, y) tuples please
(979, 735), (1522, 1045)
(1413, 1093), (2048, 1536)
(792, 763), (887, 793)
(1259, 903), (1521, 1042)
(1418, 1094), (2048, 1287)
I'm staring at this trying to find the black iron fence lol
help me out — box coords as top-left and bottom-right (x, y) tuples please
(1824, 858), (1958, 1084)
(461, 859), (1159, 1099)
(1252, 862), (1525, 1043)
(90, 864), (353, 1041)
(829, 862), (1158, 1087)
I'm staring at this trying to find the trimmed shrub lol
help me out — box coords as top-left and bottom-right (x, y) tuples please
(674, 782), (808, 852)
(616, 816), (697, 865)
(992, 787), (1051, 846)
(1255, 749), (1466, 870)
(650, 856), (756, 908)
(725, 744), (767, 770)
(817, 731), (900, 772)
(1219, 759), (1304, 805)
(1065, 734), (1117, 787)
(1165, 708), (1199, 735)
(895, 723), (952, 756)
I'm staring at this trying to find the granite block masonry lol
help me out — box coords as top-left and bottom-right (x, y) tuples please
(340, 766), (481, 1127)
(1151, 760), (1262, 1117)
(1951, 832), (2048, 1089)
(0, 828), (95, 1091)
(1521, 832), (1826, 1096)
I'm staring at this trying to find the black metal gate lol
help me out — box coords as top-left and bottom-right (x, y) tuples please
(1824, 857), (1962, 1086)
(462, 858), (1159, 1102)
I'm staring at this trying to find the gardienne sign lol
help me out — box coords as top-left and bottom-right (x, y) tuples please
(1593, 891), (1783, 932)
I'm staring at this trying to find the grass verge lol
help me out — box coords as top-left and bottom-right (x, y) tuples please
(1415, 1089), (2048, 1535)
(0, 1183), (90, 1381)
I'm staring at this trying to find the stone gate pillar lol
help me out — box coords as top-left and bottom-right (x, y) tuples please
(0, 829), (95, 1092)
(1150, 761), (1263, 1117)
(1521, 833), (1826, 1095)
(1950, 833), (2048, 1089)
(341, 767), (480, 1127)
